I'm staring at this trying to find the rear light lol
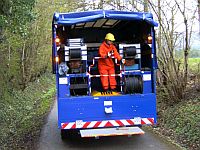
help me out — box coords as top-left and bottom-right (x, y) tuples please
(55, 37), (60, 45)
(55, 56), (59, 63)
(147, 35), (152, 44)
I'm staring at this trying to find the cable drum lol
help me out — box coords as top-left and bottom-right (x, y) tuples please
(123, 46), (137, 58)
(69, 48), (81, 60)
(124, 76), (143, 94)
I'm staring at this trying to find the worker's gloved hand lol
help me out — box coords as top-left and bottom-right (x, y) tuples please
(107, 52), (112, 58)
(107, 50), (114, 58)
(121, 59), (126, 64)
(110, 50), (114, 55)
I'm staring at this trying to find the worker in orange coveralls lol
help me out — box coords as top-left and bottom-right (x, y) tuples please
(98, 33), (125, 91)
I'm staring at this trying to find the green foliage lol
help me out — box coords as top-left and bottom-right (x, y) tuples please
(0, 0), (37, 91)
(0, 0), (12, 15)
(0, 0), (100, 94)
(160, 97), (200, 149)
(188, 58), (200, 74)
(0, 1), (81, 148)
(189, 49), (200, 58)
(0, 72), (55, 149)
(175, 49), (200, 59)
(0, 0), (36, 36)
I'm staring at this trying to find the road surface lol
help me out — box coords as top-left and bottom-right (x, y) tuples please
(38, 100), (181, 150)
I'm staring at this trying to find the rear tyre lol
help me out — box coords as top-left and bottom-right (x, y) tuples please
(61, 129), (80, 140)
(61, 129), (69, 140)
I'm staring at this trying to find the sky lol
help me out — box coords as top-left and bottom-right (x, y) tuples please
(156, 0), (199, 33)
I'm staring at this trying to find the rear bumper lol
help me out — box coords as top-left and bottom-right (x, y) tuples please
(58, 93), (157, 129)
(80, 126), (145, 138)
(61, 117), (154, 129)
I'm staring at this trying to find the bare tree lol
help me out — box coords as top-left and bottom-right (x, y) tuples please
(148, 0), (197, 103)
(144, 0), (148, 12)
(92, 0), (96, 9)
(98, 0), (104, 9)
(198, 0), (200, 34)
(175, 0), (192, 89)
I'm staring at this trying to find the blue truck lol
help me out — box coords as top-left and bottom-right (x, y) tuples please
(52, 10), (158, 139)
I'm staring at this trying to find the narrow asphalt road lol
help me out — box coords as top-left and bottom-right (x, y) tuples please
(38, 100), (181, 150)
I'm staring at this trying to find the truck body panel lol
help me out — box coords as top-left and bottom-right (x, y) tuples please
(52, 10), (158, 138)
(58, 93), (156, 129)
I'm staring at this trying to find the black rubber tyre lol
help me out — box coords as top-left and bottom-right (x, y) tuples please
(61, 129), (69, 140)
(61, 129), (80, 140)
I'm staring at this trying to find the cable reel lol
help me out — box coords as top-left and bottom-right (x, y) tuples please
(123, 46), (137, 59)
(123, 76), (143, 94)
(69, 48), (81, 60)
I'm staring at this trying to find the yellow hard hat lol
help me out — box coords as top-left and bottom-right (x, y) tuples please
(105, 33), (115, 41)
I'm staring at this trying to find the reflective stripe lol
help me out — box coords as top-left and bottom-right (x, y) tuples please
(61, 118), (154, 129)
(142, 118), (152, 124)
(98, 121), (108, 127)
(121, 120), (131, 126)
(63, 122), (75, 129)
(109, 120), (120, 126)
(87, 121), (97, 128)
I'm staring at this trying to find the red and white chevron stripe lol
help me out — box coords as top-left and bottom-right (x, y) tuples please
(61, 118), (154, 129)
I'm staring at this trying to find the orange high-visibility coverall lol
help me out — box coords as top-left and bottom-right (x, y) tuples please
(98, 41), (122, 90)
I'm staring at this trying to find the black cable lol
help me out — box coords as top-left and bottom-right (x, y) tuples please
(124, 76), (143, 94)
(69, 48), (81, 60)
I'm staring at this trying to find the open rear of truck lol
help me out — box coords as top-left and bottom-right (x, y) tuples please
(52, 10), (158, 138)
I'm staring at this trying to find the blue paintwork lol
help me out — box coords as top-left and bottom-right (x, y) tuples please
(124, 64), (139, 70)
(57, 93), (157, 128)
(52, 10), (158, 130)
(143, 81), (152, 94)
(53, 10), (158, 27)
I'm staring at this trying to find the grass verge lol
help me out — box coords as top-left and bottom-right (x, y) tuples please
(188, 58), (200, 74)
(154, 89), (200, 150)
(0, 72), (56, 150)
